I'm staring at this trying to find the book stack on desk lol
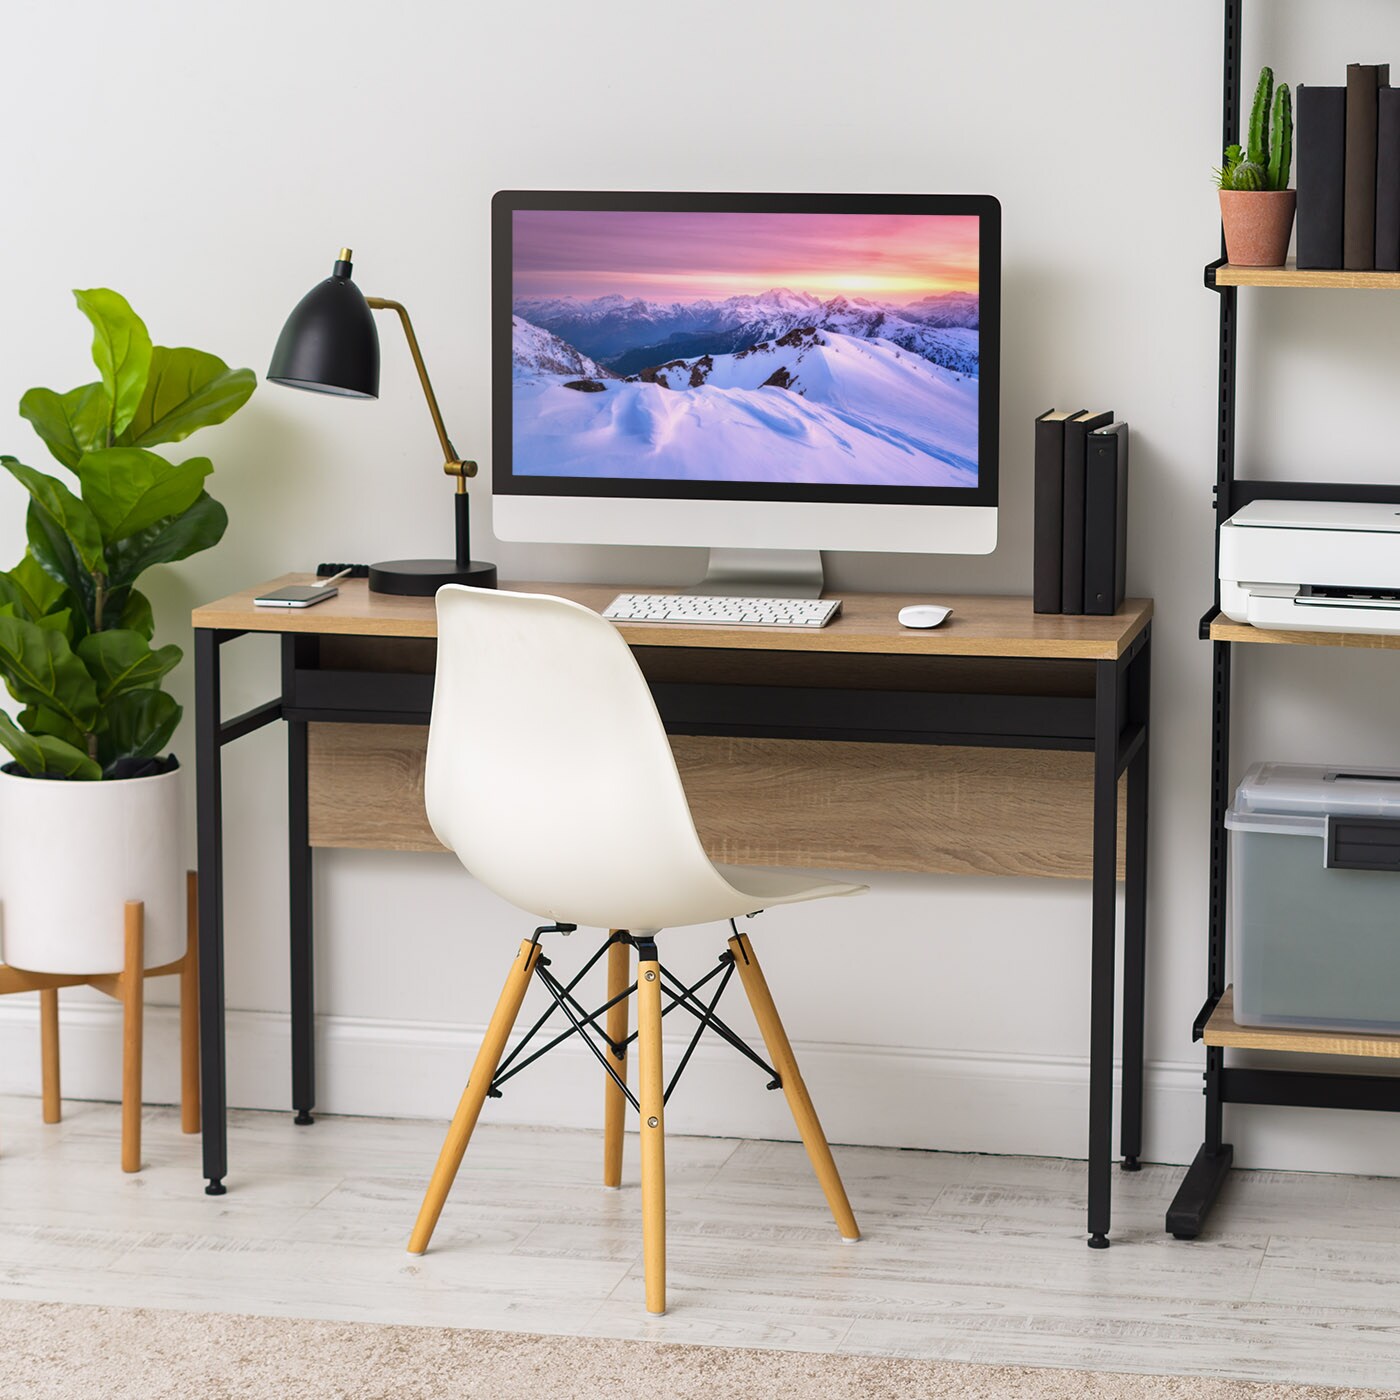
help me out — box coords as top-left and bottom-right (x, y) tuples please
(1298, 63), (1400, 270)
(1033, 409), (1130, 617)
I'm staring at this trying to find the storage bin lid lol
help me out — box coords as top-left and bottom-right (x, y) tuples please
(1227, 762), (1400, 837)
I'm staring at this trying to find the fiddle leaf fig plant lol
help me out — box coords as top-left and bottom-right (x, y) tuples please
(0, 289), (255, 780)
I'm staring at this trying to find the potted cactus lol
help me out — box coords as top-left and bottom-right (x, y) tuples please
(1216, 66), (1295, 266)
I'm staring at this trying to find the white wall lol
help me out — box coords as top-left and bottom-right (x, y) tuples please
(4, 0), (1400, 1176)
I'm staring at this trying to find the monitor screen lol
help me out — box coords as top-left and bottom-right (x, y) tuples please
(493, 192), (999, 510)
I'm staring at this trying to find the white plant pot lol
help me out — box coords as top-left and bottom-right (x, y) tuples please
(0, 766), (185, 975)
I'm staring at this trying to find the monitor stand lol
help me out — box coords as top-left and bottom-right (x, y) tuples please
(687, 547), (825, 599)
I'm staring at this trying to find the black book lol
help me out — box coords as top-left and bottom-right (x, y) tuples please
(1060, 409), (1113, 615)
(1377, 88), (1400, 271)
(1084, 423), (1129, 617)
(1033, 409), (1082, 613)
(1297, 84), (1346, 269)
(1345, 63), (1390, 271)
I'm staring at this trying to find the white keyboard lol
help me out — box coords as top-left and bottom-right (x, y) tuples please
(603, 593), (843, 628)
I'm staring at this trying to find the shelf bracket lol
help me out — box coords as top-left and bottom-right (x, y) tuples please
(1204, 257), (1225, 293)
(1198, 605), (1221, 641)
(1192, 993), (1222, 1042)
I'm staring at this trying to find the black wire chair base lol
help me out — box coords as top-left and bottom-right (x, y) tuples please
(488, 927), (779, 1110)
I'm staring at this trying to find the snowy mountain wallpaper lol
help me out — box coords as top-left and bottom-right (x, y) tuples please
(511, 209), (981, 487)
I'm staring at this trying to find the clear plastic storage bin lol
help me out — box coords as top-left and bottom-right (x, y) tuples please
(1227, 763), (1400, 1033)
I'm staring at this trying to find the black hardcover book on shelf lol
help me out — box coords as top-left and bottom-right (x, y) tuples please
(1033, 409), (1082, 614)
(1377, 88), (1400, 271)
(1297, 84), (1347, 269)
(1060, 409), (1113, 615)
(1084, 423), (1129, 617)
(1345, 63), (1390, 271)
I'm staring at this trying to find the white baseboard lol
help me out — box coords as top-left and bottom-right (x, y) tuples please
(3, 998), (1400, 1177)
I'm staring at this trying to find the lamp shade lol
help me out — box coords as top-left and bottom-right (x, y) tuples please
(267, 253), (380, 398)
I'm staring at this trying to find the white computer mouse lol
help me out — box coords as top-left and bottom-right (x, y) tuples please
(897, 604), (952, 629)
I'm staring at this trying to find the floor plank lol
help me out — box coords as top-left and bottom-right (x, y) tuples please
(1, 1095), (1398, 1388)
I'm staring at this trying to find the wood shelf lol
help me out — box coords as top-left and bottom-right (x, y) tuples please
(1204, 988), (1400, 1058)
(1209, 617), (1400, 649)
(1214, 260), (1400, 289)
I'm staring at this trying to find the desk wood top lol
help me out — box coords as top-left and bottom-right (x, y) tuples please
(193, 577), (1152, 660)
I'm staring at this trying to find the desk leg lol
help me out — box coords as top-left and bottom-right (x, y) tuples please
(1087, 658), (1120, 1248)
(288, 718), (315, 1126)
(194, 629), (228, 1196)
(1121, 636), (1151, 1171)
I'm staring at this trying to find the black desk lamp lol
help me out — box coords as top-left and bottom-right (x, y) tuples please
(268, 249), (496, 594)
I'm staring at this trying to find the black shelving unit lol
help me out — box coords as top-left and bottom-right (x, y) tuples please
(1166, 0), (1400, 1240)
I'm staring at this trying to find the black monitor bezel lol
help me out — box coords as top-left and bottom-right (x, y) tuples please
(492, 189), (1000, 508)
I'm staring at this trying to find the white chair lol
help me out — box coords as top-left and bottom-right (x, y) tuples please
(407, 584), (867, 1314)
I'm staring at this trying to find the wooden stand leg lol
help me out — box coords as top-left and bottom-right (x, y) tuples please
(603, 935), (630, 1189)
(40, 989), (60, 1125)
(181, 871), (201, 1135)
(121, 901), (145, 1173)
(407, 939), (541, 1255)
(636, 938), (666, 1315)
(728, 931), (860, 1242)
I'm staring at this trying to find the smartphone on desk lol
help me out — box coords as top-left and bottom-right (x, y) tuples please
(255, 567), (352, 608)
(254, 583), (341, 608)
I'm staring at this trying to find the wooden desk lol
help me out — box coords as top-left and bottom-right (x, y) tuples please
(191, 579), (1152, 1247)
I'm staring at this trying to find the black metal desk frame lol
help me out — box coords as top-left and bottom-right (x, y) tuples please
(194, 617), (1152, 1248)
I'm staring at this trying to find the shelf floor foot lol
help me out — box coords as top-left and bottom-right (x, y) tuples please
(1165, 1141), (1234, 1239)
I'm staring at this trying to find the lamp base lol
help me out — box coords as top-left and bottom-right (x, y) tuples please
(367, 558), (498, 595)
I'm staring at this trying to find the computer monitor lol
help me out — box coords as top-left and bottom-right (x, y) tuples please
(493, 190), (1000, 593)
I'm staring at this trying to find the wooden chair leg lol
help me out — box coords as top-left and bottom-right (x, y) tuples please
(728, 930), (860, 1242)
(180, 871), (201, 1134)
(636, 938), (666, 1315)
(603, 935), (630, 1189)
(407, 939), (542, 1255)
(40, 989), (61, 1124)
(121, 901), (145, 1173)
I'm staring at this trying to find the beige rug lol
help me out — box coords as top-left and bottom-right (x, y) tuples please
(0, 1299), (1389, 1400)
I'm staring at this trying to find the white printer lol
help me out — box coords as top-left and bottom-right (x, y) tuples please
(1220, 500), (1400, 635)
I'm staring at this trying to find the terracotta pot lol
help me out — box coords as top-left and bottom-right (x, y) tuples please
(1219, 189), (1297, 266)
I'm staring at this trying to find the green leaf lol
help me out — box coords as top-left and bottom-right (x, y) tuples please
(74, 288), (152, 441)
(18, 701), (85, 750)
(0, 571), (42, 622)
(119, 588), (154, 640)
(31, 608), (72, 635)
(10, 553), (66, 617)
(0, 612), (98, 732)
(75, 628), (180, 703)
(106, 490), (227, 587)
(75, 446), (211, 543)
(0, 711), (100, 780)
(99, 689), (181, 769)
(121, 346), (256, 448)
(2, 457), (105, 575)
(24, 503), (96, 625)
(19, 383), (111, 471)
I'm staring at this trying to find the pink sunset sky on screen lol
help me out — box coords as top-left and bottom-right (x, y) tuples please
(513, 209), (980, 303)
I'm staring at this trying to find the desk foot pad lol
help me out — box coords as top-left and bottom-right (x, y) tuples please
(294, 1111), (315, 1126)
(1087, 1233), (1110, 1250)
(205, 1179), (227, 1197)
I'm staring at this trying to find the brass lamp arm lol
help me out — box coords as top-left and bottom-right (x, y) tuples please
(365, 297), (477, 491)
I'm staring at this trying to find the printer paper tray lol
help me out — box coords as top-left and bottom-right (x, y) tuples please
(1245, 591), (1400, 636)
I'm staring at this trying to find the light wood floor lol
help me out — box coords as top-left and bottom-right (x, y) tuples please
(1, 1095), (1397, 1390)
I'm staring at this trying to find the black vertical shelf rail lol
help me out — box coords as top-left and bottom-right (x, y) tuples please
(1165, 0), (1244, 1240)
(1168, 0), (1400, 1240)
